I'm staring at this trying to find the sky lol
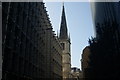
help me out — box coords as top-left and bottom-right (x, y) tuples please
(45, 2), (95, 70)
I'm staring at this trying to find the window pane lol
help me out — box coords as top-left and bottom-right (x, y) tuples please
(61, 43), (65, 50)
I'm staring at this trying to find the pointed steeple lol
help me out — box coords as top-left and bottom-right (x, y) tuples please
(59, 3), (68, 39)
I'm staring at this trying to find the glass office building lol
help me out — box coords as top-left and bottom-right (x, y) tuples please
(90, 1), (120, 38)
(88, 1), (120, 79)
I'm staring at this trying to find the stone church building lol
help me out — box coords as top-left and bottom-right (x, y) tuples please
(59, 3), (71, 80)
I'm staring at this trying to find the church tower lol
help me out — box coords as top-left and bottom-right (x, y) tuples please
(59, 3), (71, 80)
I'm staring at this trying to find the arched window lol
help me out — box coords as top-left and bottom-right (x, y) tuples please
(61, 43), (65, 50)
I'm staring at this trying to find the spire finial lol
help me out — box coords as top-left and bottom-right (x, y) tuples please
(62, 1), (64, 7)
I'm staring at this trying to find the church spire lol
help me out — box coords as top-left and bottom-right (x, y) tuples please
(59, 3), (68, 39)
